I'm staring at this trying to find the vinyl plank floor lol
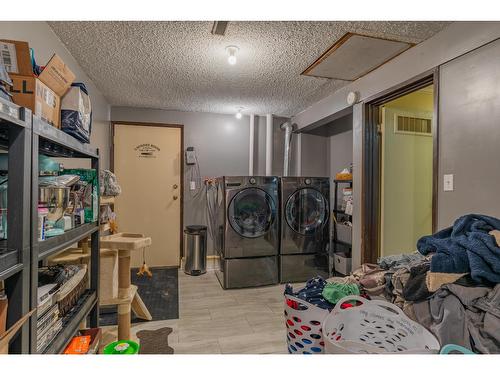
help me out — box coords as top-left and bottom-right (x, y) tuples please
(171, 338), (222, 354)
(218, 331), (287, 354)
(100, 270), (292, 354)
(209, 302), (273, 320)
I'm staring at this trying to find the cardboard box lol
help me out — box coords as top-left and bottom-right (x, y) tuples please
(9, 74), (61, 128)
(38, 54), (75, 97)
(0, 309), (35, 354)
(0, 39), (32, 76)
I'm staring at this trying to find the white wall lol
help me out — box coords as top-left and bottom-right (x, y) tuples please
(293, 22), (500, 268)
(0, 21), (111, 169)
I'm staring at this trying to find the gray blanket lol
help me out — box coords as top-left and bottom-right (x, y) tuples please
(412, 283), (500, 353)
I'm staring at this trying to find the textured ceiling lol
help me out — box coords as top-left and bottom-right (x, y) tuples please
(49, 21), (450, 117)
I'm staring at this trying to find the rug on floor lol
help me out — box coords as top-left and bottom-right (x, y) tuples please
(136, 327), (174, 354)
(100, 267), (179, 326)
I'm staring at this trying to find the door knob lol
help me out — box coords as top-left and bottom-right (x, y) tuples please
(173, 184), (178, 189)
(173, 195), (178, 200)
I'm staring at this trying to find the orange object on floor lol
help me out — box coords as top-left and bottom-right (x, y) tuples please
(64, 335), (91, 354)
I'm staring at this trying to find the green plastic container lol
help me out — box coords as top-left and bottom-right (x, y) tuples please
(103, 340), (140, 355)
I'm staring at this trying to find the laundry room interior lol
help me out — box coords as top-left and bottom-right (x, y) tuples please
(1, 2), (500, 365)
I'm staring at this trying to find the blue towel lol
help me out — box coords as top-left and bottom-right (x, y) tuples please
(417, 214), (500, 284)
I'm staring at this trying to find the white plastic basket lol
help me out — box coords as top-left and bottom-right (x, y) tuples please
(322, 295), (440, 354)
(284, 294), (330, 354)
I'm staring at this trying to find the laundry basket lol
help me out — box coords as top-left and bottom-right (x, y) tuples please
(322, 295), (440, 354)
(284, 294), (330, 354)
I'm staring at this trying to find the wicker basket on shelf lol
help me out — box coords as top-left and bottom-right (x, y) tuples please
(56, 266), (88, 316)
(39, 264), (88, 317)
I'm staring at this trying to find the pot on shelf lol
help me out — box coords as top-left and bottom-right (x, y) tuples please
(39, 186), (70, 222)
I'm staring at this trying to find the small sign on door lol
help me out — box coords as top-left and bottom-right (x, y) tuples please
(134, 143), (161, 158)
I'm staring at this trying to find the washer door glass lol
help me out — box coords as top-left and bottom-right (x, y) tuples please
(228, 188), (276, 238)
(285, 188), (328, 235)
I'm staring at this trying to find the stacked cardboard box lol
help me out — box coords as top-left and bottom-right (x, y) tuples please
(0, 39), (75, 128)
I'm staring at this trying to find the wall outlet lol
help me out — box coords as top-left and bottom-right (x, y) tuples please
(444, 174), (454, 192)
(190, 181), (196, 190)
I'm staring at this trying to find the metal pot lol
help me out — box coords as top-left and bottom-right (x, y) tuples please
(39, 186), (70, 222)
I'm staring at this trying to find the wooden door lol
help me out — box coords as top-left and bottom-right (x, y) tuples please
(113, 123), (182, 268)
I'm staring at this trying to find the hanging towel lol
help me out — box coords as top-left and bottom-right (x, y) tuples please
(417, 214), (500, 284)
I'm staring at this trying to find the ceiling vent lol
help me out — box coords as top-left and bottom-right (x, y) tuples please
(302, 33), (414, 81)
(212, 21), (229, 36)
(395, 115), (432, 136)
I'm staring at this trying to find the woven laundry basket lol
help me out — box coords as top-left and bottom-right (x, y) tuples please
(284, 295), (330, 354)
(322, 295), (440, 354)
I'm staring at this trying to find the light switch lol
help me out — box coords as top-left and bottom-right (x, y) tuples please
(444, 174), (454, 192)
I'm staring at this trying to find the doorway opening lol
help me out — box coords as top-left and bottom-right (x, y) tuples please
(363, 71), (438, 263)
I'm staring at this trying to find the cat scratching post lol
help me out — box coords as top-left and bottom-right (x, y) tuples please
(100, 233), (152, 341)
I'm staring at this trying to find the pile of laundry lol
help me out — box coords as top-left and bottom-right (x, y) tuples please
(285, 214), (500, 353)
(284, 276), (362, 311)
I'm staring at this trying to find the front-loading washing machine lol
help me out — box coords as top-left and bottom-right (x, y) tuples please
(213, 176), (279, 289)
(280, 176), (330, 283)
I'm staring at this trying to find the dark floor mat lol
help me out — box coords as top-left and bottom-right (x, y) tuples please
(100, 267), (179, 326)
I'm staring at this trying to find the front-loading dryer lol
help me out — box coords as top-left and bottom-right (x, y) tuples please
(280, 176), (330, 283)
(214, 176), (279, 289)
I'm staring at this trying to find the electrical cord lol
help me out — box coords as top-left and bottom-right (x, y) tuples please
(186, 153), (204, 199)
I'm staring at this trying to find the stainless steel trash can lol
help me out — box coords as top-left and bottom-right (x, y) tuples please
(183, 225), (207, 276)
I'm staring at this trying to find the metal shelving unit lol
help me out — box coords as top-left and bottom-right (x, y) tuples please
(42, 291), (97, 354)
(332, 179), (353, 256)
(30, 116), (100, 353)
(0, 97), (32, 353)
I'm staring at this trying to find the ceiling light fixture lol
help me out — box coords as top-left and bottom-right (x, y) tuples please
(235, 107), (243, 119)
(226, 45), (239, 65)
